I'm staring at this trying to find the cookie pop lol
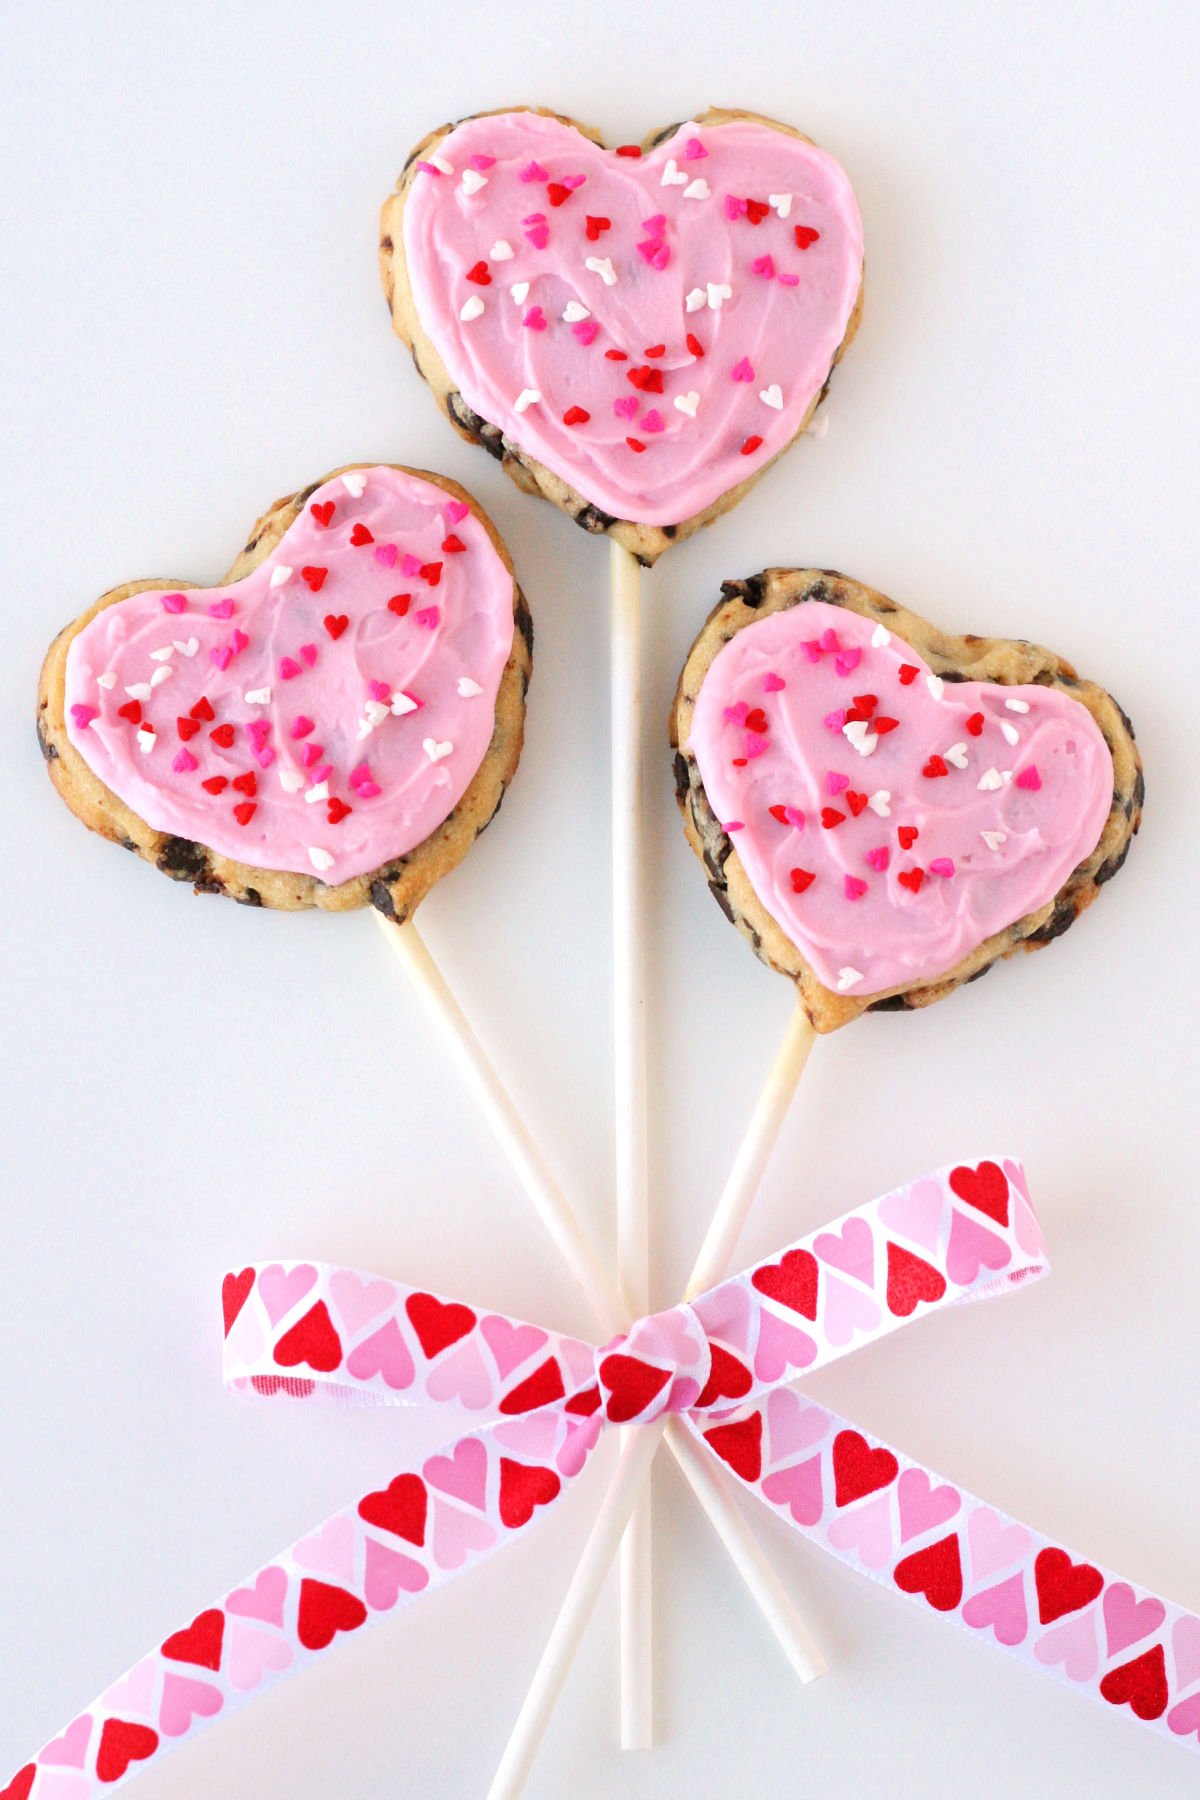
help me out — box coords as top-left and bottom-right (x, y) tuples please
(382, 105), (865, 1742)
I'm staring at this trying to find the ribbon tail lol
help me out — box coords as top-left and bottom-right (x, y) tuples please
(9, 1408), (603, 1797)
(687, 1398), (1200, 1752)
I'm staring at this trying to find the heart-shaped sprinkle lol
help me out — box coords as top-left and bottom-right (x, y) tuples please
(63, 469), (514, 883)
(687, 599), (1114, 996)
(399, 112), (862, 527)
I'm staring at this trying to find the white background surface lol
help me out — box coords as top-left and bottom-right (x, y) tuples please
(2, 2), (1198, 1795)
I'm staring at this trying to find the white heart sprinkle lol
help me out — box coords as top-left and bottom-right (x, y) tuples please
(1005, 697), (1030, 713)
(365, 699), (391, 726)
(673, 391), (700, 418)
(867, 789), (892, 817)
(977, 767), (1003, 791)
(510, 281), (530, 305)
(870, 624), (891, 648)
(429, 154), (453, 175)
(490, 239), (514, 261)
(944, 742), (969, 769)
(308, 846), (334, 872)
(836, 967), (863, 992)
(660, 158), (687, 186)
(460, 296), (485, 322)
(124, 683), (152, 702)
(584, 256), (617, 286)
(424, 738), (453, 763)
(279, 767), (304, 793)
(149, 665), (173, 688)
(562, 301), (590, 323)
(1001, 721), (1020, 746)
(457, 676), (483, 698)
(135, 726), (155, 754)
(270, 565), (292, 589)
(707, 282), (732, 310)
(244, 687), (272, 706)
(981, 830), (1007, 851)
(97, 672), (117, 689)
(305, 781), (329, 804)
(1002, 769), (1014, 784)
(514, 387), (541, 414)
(758, 384), (784, 410)
(342, 473), (367, 497)
(173, 638), (199, 658)
(683, 178), (710, 200)
(149, 645), (174, 662)
(461, 168), (488, 195)
(842, 719), (878, 756)
(685, 288), (707, 312)
(768, 192), (793, 218)
(926, 674), (944, 700)
(391, 692), (419, 716)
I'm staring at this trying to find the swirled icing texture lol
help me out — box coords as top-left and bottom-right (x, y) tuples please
(64, 468), (515, 883)
(687, 602), (1114, 996)
(402, 112), (863, 526)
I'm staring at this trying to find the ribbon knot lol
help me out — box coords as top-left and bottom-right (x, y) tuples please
(13, 1157), (1200, 1797)
(595, 1302), (711, 1422)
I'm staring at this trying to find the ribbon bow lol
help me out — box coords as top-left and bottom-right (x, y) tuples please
(10, 1160), (1200, 1796)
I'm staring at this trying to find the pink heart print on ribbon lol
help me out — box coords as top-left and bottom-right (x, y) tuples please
(62, 468), (515, 885)
(12, 1160), (1200, 1795)
(401, 112), (863, 525)
(687, 600), (1115, 996)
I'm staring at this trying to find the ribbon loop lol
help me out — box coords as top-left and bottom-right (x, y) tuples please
(596, 1302), (712, 1423)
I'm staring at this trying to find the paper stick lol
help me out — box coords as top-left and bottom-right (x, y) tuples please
(610, 540), (654, 1748)
(375, 912), (625, 1340)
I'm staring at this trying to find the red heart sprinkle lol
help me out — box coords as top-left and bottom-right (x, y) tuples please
(615, 144), (642, 157)
(769, 804), (790, 823)
(966, 711), (985, 736)
(790, 867), (815, 893)
(794, 225), (821, 249)
(585, 215), (611, 240)
(441, 533), (466, 553)
(604, 348), (629, 361)
(232, 771), (257, 796)
(898, 867), (925, 893)
(898, 664), (919, 685)
(923, 755), (948, 778)
(852, 693), (878, 715)
(846, 791), (868, 816)
(686, 332), (705, 357)
(894, 1534), (963, 1612)
(117, 700), (142, 724)
(897, 825), (919, 849)
(210, 724), (235, 748)
(421, 562), (443, 586)
(702, 1412), (763, 1483)
(465, 259), (492, 284)
(296, 1579), (366, 1652)
(821, 807), (845, 829)
(327, 798), (352, 824)
(387, 593), (411, 616)
(741, 435), (764, 455)
(744, 707), (769, 734)
(627, 365), (664, 393)
(833, 1429), (899, 1505)
(350, 523), (374, 546)
(546, 182), (571, 207)
(190, 696), (215, 721)
(310, 500), (335, 527)
(498, 1458), (561, 1528)
(301, 566), (327, 591)
(358, 1473), (428, 1546)
(232, 801), (257, 826)
(874, 717), (899, 734)
(323, 613), (349, 639)
(626, 438), (646, 453)
(745, 199), (770, 224)
(177, 716), (201, 740)
(643, 343), (666, 358)
(201, 776), (228, 795)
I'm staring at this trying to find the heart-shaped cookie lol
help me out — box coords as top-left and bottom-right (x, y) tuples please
(38, 465), (531, 914)
(381, 107), (864, 565)
(671, 570), (1142, 1030)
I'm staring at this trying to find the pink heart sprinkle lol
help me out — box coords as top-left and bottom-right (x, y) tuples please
(415, 161), (442, 176)
(866, 845), (890, 871)
(725, 819), (744, 832)
(311, 763), (332, 785)
(640, 409), (665, 433)
(834, 647), (862, 676)
(572, 319), (599, 344)
(279, 656), (301, 680)
(209, 598), (235, 619)
(210, 645), (233, 671)
(523, 306), (547, 330)
(826, 771), (850, 795)
(763, 673), (786, 692)
(254, 746), (276, 769)
(641, 213), (666, 235)
(614, 395), (639, 419)
(723, 701), (749, 725)
(301, 742), (323, 768)
(724, 195), (747, 219)
(230, 629), (249, 654)
(800, 641), (823, 663)
(470, 153), (495, 171)
(684, 137), (707, 160)
(374, 543), (398, 568)
(299, 643), (317, 667)
(784, 806), (806, 830)
(731, 356), (755, 382)
(636, 239), (664, 266)
(171, 748), (198, 774)
(415, 607), (440, 629)
(1015, 764), (1041, 791)
(444, 499), (469, 524)
(356, 780), (381, 798)
(525, 224), (549, 249)
(819, 627), (840, 651)
(562, 173), (586, 191)
(823, 709), (847, 731)
(929, 857), (955, 878)
(401, 553), (423, 577)
(745, 732), (768, 759)
(246, 720), (270, 748)
(751, 254), (776, 278)
(70, 703), (99, 729)
(844, 875), (868, 900)
(778, 271), (800, 286)
(161, 592), (188, 614)
(291, 716), (315, 740)
(368, 679), (391, 702)
(519, 160), (548, 182)
(349, 761), (372, 788)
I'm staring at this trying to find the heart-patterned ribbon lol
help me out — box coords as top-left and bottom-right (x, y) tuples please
(10, 1160), (1199, 1795)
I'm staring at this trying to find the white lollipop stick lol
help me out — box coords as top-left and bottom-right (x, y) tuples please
(610, 541), (654, 1747)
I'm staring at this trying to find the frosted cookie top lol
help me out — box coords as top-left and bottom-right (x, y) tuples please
(402, 111), (863, 526)
(64, 468), (516, 884)
(687, 601), (1115, 997)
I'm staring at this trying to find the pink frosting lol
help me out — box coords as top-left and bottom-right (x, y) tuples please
(64, 468), (515, 883)
(687, 601), (1115, 997)
(402, 112), (863, 526)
